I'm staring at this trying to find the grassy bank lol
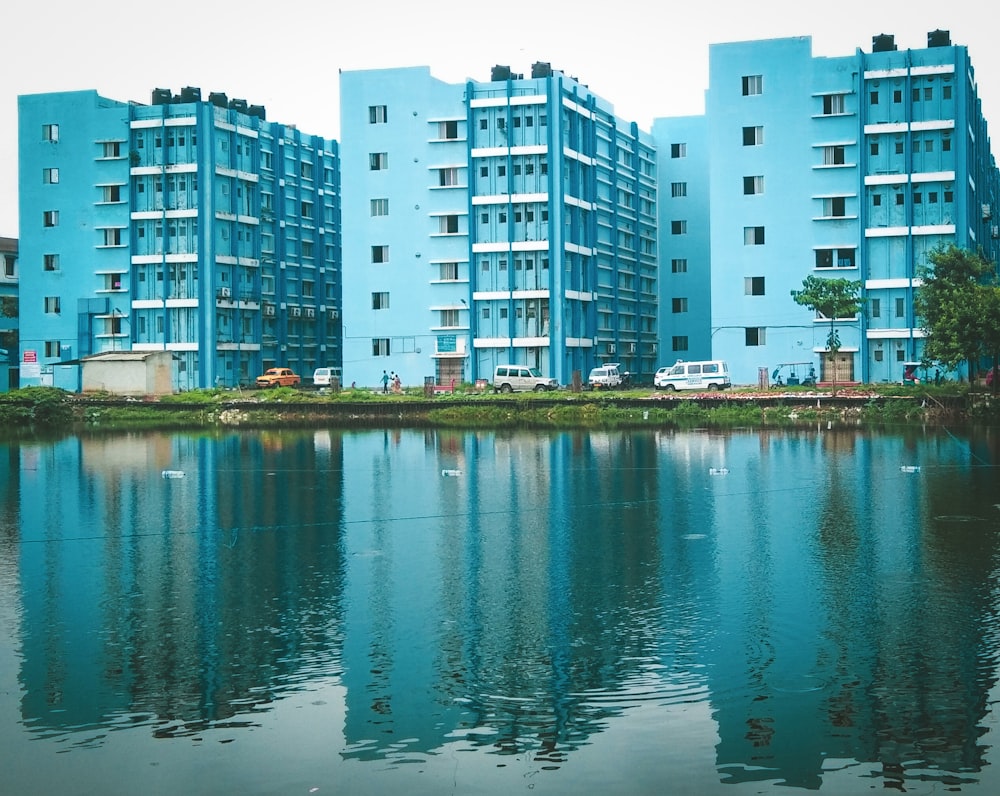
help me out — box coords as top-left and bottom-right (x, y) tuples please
(1, 384), (995, 436)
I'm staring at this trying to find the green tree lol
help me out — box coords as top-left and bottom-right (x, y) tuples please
(791, 276), (863, 390)
(914, 245), (999, 389)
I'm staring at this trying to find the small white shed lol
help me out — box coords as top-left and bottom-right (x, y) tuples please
(81, 351), (174, 396)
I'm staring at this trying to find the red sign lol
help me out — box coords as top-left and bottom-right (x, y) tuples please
(23, 350), (37, 363)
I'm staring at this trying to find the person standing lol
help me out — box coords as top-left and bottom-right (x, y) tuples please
(381, 370), (390, 394)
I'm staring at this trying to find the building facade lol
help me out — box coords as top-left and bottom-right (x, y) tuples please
(340, 63), (657, 388)
(655, 31), (1000, 385)
(17, 89), (341, 391)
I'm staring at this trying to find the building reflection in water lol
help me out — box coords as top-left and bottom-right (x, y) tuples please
(4, 426), (999, 789)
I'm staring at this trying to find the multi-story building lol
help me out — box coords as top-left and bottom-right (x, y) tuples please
(0, 236), (16, 391)
(17, 88), (341, 391)
(340, 63), (657, 388)
(655, 31), (1000, 385)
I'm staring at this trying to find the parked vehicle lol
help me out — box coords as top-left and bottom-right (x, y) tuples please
(492, 365), (559, 393)
(654, 360), (731, 391)
(771, 362), (816, 387)
(588, 364), (623, 389)
(312, 366), (342, 388)
(255, 367), (301, 388)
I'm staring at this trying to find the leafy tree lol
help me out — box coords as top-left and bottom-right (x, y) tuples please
(914, 245), (999, 390)
(791, 276), (863, 389)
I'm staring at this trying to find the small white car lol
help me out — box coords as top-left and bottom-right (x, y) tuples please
(588, 364), (622, 389)
(654, 360), (731, 391)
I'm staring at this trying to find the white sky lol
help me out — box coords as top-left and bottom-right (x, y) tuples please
(2, 0), (997, 235)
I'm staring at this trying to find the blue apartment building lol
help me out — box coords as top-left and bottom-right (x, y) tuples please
(655, 31), (1000, 385)
(17, 89), (341, 391)
(340, 63), (657, 388)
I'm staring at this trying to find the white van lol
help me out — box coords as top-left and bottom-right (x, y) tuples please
(654, 360), (731, 391)
(492, 365), (558, 393)
(588, 364), (622, 389)
(312, 366), (342, 388)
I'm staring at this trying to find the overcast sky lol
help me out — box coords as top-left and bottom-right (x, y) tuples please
(3, 0), (997, 236)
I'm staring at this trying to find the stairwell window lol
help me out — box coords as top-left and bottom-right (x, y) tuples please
(372, 338), (390, 356)
(44, 296), (61, 314)
(822, 94), (846, 115)
(742, 75), (763, 96)
(744, 226), (765, 245)
(823, 146), (846, 166)
(369, 152), (388, 171)
(742, 126), (764, 146)
(745, 276), (765, 295)
(43, 168), (59, 184)
(371, 245), (389, 263)
(42, 124), (59, 142)
(743, 176), (764, 195)
(43, 210), (59, 227)
(372, 291), (389, 309)
(369, 105), (388, 124)
(670, 143), (686, 158)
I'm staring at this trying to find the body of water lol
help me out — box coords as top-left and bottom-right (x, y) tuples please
(2, 425), (1000, 794)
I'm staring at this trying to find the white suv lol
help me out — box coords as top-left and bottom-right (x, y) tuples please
(588, 364), (622, 389)
(492, 365), (559, 393)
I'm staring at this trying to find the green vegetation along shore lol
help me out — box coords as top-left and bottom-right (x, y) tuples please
(1, 384), (997, 436)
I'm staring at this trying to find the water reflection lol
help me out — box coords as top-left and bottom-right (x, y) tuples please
(2, 426), (1000, 792)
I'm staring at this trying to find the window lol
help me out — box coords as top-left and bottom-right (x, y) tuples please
(438, 215), (459, 234)
(671, 182), (687, 197)
(670, 143), (686, 158)
(440, 309), (460, 327)
(671, 297), (688, 313)
(672, 336), (689, 352)
(870, 91), (879, 105)
(895, 141), (904, 155)
(102, 185), (122, 203)
(742, 75), (763, 96)
(871, 141), (880, 156)
(500, 307), (508, 319)
(745, 276), (765, 295)
(369, 105), (388, 124)
(744, 226), (765, 245)
(943, 85), (952, 100)
(871, 298), (881, 318)
(439, 120), (459, 139)
(42, 124), (59, 142)
(745, 327), (766, 346)
(372, 338), (390, 356)
(438, 167), (460, 187)
(895, 193), (905, 206)
(742, 126), (763, 146)
(372, 291), (389, 309)
(300, 201), (313, 219)
(671, 258), (688, 273)
(822, 94), (846, 115)
(671, 220), (687, 235)
(100, 141), (120, 158)
(873, 194), (882, 207)
(823, 197), (846, 217)
(43, 168), (59, 184)
(895, 298), (905, 318)
(482, 306), (490, 319)
(743, 176), (764, 195)
(300, 162), (313, 180)
(480, 165), (488, 178)
(439, 262), (458, 281)
(370, 198), (389, 216)
(3, 255), (14, 278)
(43, 210), (59, 227)
(874, 349), (884, 362)
(45, 296), (61, 314)
(369, 152), (388, 170)
(497, 165), (506, 177)
(102, 228), (123, 246)
(371, 245), (389, 263)
(893, 89), (902, 103)
(44, 341), (61, 357)
(942, 138), (952, 152)
(823, 146), (846, 166)
(44, 254), (59, 272)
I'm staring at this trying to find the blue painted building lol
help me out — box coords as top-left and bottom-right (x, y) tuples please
(340, 63), (657, 388)
(17, 89), (341, 391)
(654, 31), (1000, 385)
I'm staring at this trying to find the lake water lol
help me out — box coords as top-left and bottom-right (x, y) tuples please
(2, 425), (1000, 795)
